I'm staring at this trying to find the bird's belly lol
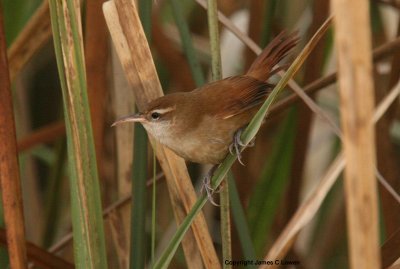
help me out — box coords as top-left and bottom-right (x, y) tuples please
(149, 114), (250, 164)
(161, 131), (232, 164)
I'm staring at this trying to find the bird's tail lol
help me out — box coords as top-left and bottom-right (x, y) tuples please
(246, 31), (299, 81)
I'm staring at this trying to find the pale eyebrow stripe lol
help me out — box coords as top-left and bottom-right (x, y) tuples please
(152, 107), (175, 114)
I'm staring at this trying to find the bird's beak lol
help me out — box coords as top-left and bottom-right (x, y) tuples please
(111, 113), (146, 127)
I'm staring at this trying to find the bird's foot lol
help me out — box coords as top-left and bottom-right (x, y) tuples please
(201, 165), (220, 206)
(228, 128), (255, 165)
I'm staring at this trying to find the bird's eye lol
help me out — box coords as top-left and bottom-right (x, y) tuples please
(151, 112), (161, 120)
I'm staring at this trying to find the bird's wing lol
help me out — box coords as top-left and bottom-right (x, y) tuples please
(205, 76), (273, 120)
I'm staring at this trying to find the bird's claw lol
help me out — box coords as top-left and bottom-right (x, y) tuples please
(229, 129), (255, 165)
(200, 166), (220, 206)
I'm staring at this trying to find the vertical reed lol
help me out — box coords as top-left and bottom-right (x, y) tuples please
(0, 6), (28, 269)
(48, 0), (108, 268)
(206, 0), (232, 265)
(331, 1), (380, 268)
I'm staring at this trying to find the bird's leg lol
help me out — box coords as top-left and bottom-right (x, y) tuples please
(201, 165), (220, 206)
(228, 128), (255, 165)
(202, 127), (256, 205)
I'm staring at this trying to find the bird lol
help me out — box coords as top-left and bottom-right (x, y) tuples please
(113, 32), (299, 202)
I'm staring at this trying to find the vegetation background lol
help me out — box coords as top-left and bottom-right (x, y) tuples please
(0, 0), (399, 268)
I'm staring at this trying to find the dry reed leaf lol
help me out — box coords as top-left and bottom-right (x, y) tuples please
(7, 1), (51, 81)
(332, 1), (380, 268)
(103, 1), (220, 268)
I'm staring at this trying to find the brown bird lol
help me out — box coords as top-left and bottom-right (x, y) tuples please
(113, 32), (298, 200)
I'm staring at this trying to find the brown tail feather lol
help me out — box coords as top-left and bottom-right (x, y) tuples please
(246, 31), (299, 81)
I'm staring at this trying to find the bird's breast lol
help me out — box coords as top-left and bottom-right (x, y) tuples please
(155, 116), (235, 164)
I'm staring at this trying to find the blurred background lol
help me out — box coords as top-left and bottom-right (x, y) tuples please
(1, 0), (400, 268)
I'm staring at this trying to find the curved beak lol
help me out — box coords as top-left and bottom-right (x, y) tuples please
(111, 113), (146, 127)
